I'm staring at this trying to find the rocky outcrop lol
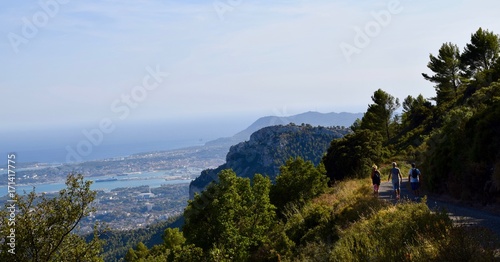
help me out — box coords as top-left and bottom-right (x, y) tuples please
(189, 124), (350, 198)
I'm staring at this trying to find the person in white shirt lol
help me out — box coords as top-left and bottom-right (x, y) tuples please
(388, 162), (403, 200)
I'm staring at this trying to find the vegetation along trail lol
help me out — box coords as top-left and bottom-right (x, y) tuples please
(378, 180), (500, 237)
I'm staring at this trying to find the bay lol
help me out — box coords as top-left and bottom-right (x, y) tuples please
(0, 170), (192, 196)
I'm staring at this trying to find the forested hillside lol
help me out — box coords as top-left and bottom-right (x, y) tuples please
(325, 27), (500, 204)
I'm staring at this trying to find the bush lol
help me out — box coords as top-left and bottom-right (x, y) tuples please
(283, 179), (388, 260)
(331, 200), (450, 261)
(434, 226), (499, 262)
(329, 198), (499, 261)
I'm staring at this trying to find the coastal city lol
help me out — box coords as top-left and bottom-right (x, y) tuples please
(81, 183), (190, 231)
(0, 144), (227, 187)
(0, 144), (228, 230)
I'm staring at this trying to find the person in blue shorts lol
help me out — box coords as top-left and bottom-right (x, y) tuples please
(387, 162), (403, 200)
(408, 163), (421, 198)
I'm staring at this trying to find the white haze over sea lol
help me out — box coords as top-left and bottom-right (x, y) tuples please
(1, 116), (255, 164)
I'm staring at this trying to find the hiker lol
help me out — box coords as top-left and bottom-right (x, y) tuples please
(387, 162), (403, 200)
(408, 163), (421, 198)
(371, 164), (381, 197)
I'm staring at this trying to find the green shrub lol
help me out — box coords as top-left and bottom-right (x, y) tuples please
(270, 157), (328, 216)
(434, 226), (499, 262)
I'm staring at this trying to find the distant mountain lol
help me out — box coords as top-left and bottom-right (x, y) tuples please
(205, 111), (362, 147)
(190, 123), (351, 198)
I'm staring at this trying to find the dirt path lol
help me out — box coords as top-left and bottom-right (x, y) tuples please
(378, 180), (500, 237)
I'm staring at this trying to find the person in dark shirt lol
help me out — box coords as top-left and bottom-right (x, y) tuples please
(371, 164), (381, 197)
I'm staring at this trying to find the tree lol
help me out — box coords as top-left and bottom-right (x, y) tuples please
(461, 28), (500, 77)
(270, 158), (328, 214)
(350, 118), (362, 132)
(360, 89), (400, 142)
(124, 242), (153, 262)
(421, 107), (474, 195)
(0, 173), (104, 262)
(322, 130), (384, 182)
(124, 248), (138, 262)
(465, 99), (500, 204)
(163, 228), (185, 250)
(134, 242), (149, 259)
(461, 28), (500, 91)
(468, 81), (500, 109)
(183, 170), (277, 261)
(422, 42), (462, 106)
(401, 94), (434, 130)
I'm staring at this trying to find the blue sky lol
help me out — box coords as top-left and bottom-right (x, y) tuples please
(2, 0), (500, 133)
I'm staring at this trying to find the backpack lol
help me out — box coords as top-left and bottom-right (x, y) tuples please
(411, 168), (419, 179)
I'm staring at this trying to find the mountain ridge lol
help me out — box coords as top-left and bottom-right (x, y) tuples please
(204, 111), (362, 147)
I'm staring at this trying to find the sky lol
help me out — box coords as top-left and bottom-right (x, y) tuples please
(1, 0), (500, 162)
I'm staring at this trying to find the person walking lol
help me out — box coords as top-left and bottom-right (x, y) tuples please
(388, 162), (403, 200)
(408, 163), (422, 199)
(371, 164), (381, 197)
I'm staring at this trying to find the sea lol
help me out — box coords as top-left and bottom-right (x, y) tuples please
(0, 117), (253, 195)
(0, 132), (209, 196)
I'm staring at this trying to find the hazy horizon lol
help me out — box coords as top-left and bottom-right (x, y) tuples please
(2, 0), (500, 162)
(1, 110), (363, 164)
(0, 114), (259, 163)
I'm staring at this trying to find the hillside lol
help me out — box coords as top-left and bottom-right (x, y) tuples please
(190, 124), (350, 198)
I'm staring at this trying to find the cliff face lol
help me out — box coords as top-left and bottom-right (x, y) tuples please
(189, 124), (350, 198)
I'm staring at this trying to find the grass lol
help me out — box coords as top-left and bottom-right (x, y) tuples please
(280, 178), (500, 262)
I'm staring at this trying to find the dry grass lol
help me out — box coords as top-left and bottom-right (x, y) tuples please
(282, 177), (500, 261)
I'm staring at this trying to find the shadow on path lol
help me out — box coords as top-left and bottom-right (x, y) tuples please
(378, 180), (413, 202)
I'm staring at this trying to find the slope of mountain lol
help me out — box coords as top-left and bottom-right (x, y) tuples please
(190, 123), (351, 198)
